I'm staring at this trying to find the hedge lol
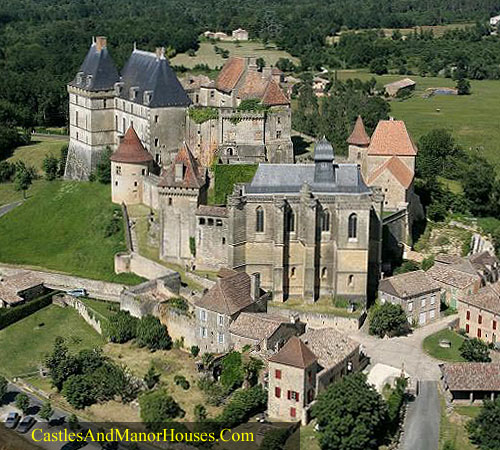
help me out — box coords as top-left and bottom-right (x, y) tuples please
(0, 292), (54, 330)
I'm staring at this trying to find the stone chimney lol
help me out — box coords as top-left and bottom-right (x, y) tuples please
(262, 66), (272, 79)
(248, 57), (258, 71)
(250, 272), (260, 300)
(155, 47), (166, 60)
(95, 36), (107, 52)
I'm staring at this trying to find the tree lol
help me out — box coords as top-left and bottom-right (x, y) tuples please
(312, 373), (389, 450)
(62, 374), (96, 409)
(15, 393), (30, 414)
(459, 338), (491, 362)
(217, 385), (267, 428)
(39, 401), (54, 423)
(14, 161), (34, 199)
(256, 57), (266, 70)
(463, 161), (497, 217)
(467, 398), (500, 449)
(259, 428), (292, 450)
(45, 337), (80, 391)
(0, 161), (16, 182)
(194, 404), (207, 421)
(456, 78), (471, 95)
(0, 376), (8, 404)
(136, 315), (172, 351)
(369, 303), (409, 338)
(42, 154), (59, 180)
(220, 351), (244, 391)
(58, 144), (68, 177)
(139, 389), (183, 428)
(105, 310), (138, 343)
(393, 260), (420, 275)
(243, 357), (264, 387)
(369, 57), (388, 75)
(95, 147), (112, 184)
(417, 129), (457, 181)
(144, 365), (160, 390)
(190, 345), (200, 357)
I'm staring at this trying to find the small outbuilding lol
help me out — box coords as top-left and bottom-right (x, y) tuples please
(384, 78), (416, 97)
(0, 272), (46, 308)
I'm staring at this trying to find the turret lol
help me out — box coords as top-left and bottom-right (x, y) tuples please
(347, 116), (370, 179)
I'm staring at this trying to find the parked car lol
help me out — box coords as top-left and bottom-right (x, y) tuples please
(67, 288), (87, 297)
(17, 416), (36, 433)
(4, 412), (20, 429)
(61, 440), (89, 450)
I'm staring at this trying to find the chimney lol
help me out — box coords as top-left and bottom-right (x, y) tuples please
(155, 47), (165, 60)
(290, 313), (299, 324)
(95, 36), (107, 52)
(248, 57), (258, 71)
(250, 272), (260, 300)
(262, 66), (272, 79)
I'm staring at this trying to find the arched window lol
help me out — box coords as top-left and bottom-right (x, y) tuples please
(321, 210), (330, 232)
(227, 148), (234, 156)
(287, 208), (295, 232)
(256, 206), (264, 232)
(348, 274), (354, 287)
(290, 267), (296, 279)
(348, 213), (357, 239)
(321, 267), (327, 279)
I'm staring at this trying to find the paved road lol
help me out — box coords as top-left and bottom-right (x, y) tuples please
(402, 381), (440, 450)
(0, 201), (23, 218)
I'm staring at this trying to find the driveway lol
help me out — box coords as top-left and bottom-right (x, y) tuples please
(402, 381), (440, 450)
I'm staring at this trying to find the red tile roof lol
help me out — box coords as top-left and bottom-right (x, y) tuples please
(368, 120), (418, 156)
(269, 336), (317, 369)
(347, 116), (370, 146)
(441, 363), (500, 391)
(110, 126), (153, 164)
(158, 143), (205, 189)
(461, 280), (500, 315)
(215, 57), (246, 93)
(0, 272), (43, 305)
(262, 80), (289, 106)
(367, 156), (414, 188)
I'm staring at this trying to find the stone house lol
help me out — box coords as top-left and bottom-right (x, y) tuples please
(427, 262), (482, 309)
(0, 272), (46, 308)
(379, 270), (441, 326)
(457, 281), (500, 345)
(193, 269), (269, 354)
(435, 251), (499, 286)
(232, 28), (249, 41)
(440, 363), (500, 403)
(66, 37), (190, 180)
(267, 329), (360, 424)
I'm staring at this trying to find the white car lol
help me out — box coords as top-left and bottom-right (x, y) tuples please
(67, 288), (87, 297)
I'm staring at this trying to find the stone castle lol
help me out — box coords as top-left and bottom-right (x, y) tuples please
(67, 36), (420, 306)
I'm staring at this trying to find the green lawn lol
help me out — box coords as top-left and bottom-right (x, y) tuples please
(423, 329), (466, 362)
(439, 391), (476, 450)
(7, 136), (68, 174)
(81, 298), (119, 321)
(171, 40), (299, 69)
(0, 179), (49, 207)
(211, 164), (258, 204)
(0, 304), (104, 378)
(0, 181), (142, 284)
(336, 70), (500, 173)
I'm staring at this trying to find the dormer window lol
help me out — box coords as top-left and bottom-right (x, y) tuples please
(175, 163), (184, 182)
(86, 75), (93, 87)
(143, 91), (153, 105)
(114, 82), (124, 96)
(76, 72), (84, 85)
(129, 87), (139, 101)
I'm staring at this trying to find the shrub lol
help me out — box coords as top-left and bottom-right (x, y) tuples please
(105, 310), (138, 344)
(194, 404), (207, 421)
(188, 107), (218, 124)
(216, 385), (267, 429)
(220, 351), (244, 391)
(369, 303), (409, 338)
(174, 375), (190, 390)
(136, 315), (172, 351)
(190, 345), (200, 357)
(144, 365), (160, 390)
(0, 161), (15, 182)
(0, 292), (52, 330)
(139, 389), (183, 428)
(42, 154), (60, 181)
(15, 393), (30, 414)
(0, 376), (7, 404)
(460, 338), (491, 362)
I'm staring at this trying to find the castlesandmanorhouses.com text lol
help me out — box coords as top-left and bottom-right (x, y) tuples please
(31, 428), (254, 444)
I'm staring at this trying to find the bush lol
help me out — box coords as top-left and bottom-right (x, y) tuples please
(174, 375), (190, 390)
(136, 315), (172, 351)
(188, 107), (218, 124)
(220, 351), (244, 391)
(15, 393), (30, 414)
(197, 376), (228, 406)
(0, 161), (16, 182)
(42, 154), (60, 181)
(144, 365), (160, 390)
(460, 338), (491, 362)
(216, 385), (267, 429)
(105, 310), (138, 343)
(62, 374), (96, 409)
(0, 292), (52, 330)
(194, 404), (207, 421)
(139, 389), (183, 428)
(190, 345), (200, 357)
(369, 303), (409, 338)
(95, 147), (112, 184)
(0, 376), (7, 405)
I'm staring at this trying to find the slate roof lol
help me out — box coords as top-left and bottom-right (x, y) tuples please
(120, 49), (191, 107)
(461, 281), (500, 315)
(158, 143), (205, 189)
(229, 312), (289, 341)
(269, 336), (317, 369)
(70, 38), (120, 91)
(0, 272), (44, 305)
(441, 363), (500, 391)
(110, 126), (153, 164)
(299, 328), (359, 369)
(367, 156), (414, 188)
(195, 271), (256, 315)
(347, 116), (371, 146)
(427, 263), (480, 289)
(368, 120), (418, 156)
(196, 205), (228, 217)
(379, 270), (440, 298)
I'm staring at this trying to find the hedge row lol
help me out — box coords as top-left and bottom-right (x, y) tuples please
(0, 292), (54, 330)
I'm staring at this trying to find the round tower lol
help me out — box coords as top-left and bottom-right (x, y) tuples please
(347, 115), (371, 179)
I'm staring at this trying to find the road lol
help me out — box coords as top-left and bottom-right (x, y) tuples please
(0, 201), (23, 219)
(401, 381), (440, 450)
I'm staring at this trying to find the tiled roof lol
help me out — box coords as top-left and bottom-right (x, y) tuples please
(435, 254), (463, 265)
(0, 272), (43, 305)
(215, 57), (246, 93)
(181, 74), (213, 91)
(158, 143), (205, 189)
(427, 263), (480, 289)
(379, 270), (440, 298)
(368, 120), (418, 156)
(262, 80), (289, 106)
(229, 312), (289, 341)
(367, 156), (414, 188)
(347, 116), (371, 146)
(195, 271), (256, 315)
(470, 251), (499, 268)
(195, 205), (228, 217)
(110, 126), (153, 164)
(440, 363), (500, 391)
(269, 336), (317, 369)
(384, 78), (416, 90)
(461, 281), (500, 315)
(299, 328), (359, 369)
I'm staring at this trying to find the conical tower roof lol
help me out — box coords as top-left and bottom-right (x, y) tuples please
(110, 126), (153, 164)
(347, 115), (371, 146)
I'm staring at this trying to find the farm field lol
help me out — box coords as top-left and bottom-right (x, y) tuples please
(336, 70), (500, 172)
(171, 40), (299, 69)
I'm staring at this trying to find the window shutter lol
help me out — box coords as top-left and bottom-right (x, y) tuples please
(296, 392), (299, 402)
(275, 387), (281, 398)
(287, 390), (291, 400)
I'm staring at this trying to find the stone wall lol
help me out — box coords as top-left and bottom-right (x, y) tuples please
(158, 306), (197, 349)
(54, 294), (103, 334)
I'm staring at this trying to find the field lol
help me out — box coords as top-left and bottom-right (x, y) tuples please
(0, 305), (105, 378)
(336, 70), (500, 172)
(171, 40), (299, 69)
(7, 135), (68, 174)
(0, 179), (49, 207)
(0, 181), (142, 284)
(422, 329), (466, 362)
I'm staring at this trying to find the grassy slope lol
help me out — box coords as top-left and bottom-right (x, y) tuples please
(0, 181), (142, 284)
(336, 70), (500, 172)
(212, 164), (258, 204)
(0, 305), (104, 378)
(171, 40), (299, 69)
(422, 329), (466, 362)
(0, 179), (48, 207)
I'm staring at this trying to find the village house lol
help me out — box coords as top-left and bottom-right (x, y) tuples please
(435, 251), (499, 286)
(457, 280), (500, 345)
(440, 363), (500, 403)
(0, 272), (46, 308)
(379, 270), (441, 326)
(267, 328), (360, 424)
(232, 28), (249, 41)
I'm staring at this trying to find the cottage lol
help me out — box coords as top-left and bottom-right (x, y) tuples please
(0, 272), (46, 308)
(379, 270), (441, 326)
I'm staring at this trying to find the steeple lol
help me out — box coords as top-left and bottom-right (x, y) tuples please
(314, 137), (336, 184)
(347, 115), (371, 146)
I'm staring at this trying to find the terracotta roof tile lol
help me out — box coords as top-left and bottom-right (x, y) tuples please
(426, 263), (481, 289)
(379, 270), (440, 298)
(461, 280), (500, 315)
(269, 336), (317, 369)
(368, 120), (418, 156)
(367, 156), (414, 188)
(347, 116), (370, 146)
(110, 126), (153, 164)
(215, 57), (246, 93)
(441, 363), (500, 391)
(158, 143), (205, 189)
(238, 70), (268, 100)
(262, 80), (289, 106)
(229, 312), (289, 341)
(0, 272), (44, 305)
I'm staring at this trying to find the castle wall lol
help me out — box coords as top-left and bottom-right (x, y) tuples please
(142, 175), (160, 210)
(185, 117), (219, 167)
